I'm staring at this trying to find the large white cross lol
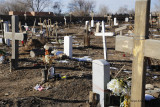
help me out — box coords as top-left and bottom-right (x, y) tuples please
(94, 21), (114, 60)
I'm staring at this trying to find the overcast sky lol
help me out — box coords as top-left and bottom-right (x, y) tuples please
(59, 0), (158, 13)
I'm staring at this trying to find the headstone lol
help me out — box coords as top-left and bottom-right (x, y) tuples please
(114, 18), (118, 26)
(91, 20), (94, 27)
(92, 59), (110, 107)
(3, 21), (10, 46)
(125, 17), (129, 22)
(64, 36), (72, 58)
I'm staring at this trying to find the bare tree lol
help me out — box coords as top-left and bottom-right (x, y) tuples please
(117, 5), (128, 14)
(96, 5), (109, 16)
(0, 0), (30, 15)
(19, 0), (51, 12)
(68, 0), (95, 16)
(52, 2), (62, 15)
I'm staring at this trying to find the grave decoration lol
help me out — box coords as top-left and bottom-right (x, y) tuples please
(107, 79), (131, 107)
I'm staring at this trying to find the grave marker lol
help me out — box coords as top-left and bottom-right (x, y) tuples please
(3, 21), (10, 46)
(115, 0), (152, 106)
(64, 36), (72, 58)
(64, 16), (67, 26)
(125, 17), (129, 22)
(84, 21), (90, 47)
(90, 11), (94, 27)
(92, 59), (110, 107)
(4, 16), (27, 70)
(95, 21), (114, 60)
(114, 18), (118, 26)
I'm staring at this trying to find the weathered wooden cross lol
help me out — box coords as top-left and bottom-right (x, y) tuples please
(95, 21), (114, 60)
(115, 0), (155, 106)
(4, 15), (27, 70)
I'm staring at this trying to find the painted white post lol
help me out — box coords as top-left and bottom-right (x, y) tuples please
(91, 20), (94, 27)
(114, 18), (118, 26)
(102, 21), (107, 60)
(64, 36), (72, 58)
(3, 21), (10, 46)
(85, 21), (89, 29)
(125, 17), (129, 22)
(92, 59), (110, 107)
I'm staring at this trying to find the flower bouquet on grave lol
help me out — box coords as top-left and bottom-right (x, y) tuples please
(107, 79), (131, 107)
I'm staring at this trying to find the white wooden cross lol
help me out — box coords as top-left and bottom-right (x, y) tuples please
(94, 21), (114, 60)
(115, 0), (157, 106)
(4, 16), (27, 70)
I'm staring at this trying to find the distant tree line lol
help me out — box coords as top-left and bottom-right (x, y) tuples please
(3, 0), (158, 17)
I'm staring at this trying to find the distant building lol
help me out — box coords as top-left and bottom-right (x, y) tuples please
(9, 11), (55, 16)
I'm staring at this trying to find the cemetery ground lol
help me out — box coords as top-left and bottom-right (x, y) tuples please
(0, 23), (160, 107)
